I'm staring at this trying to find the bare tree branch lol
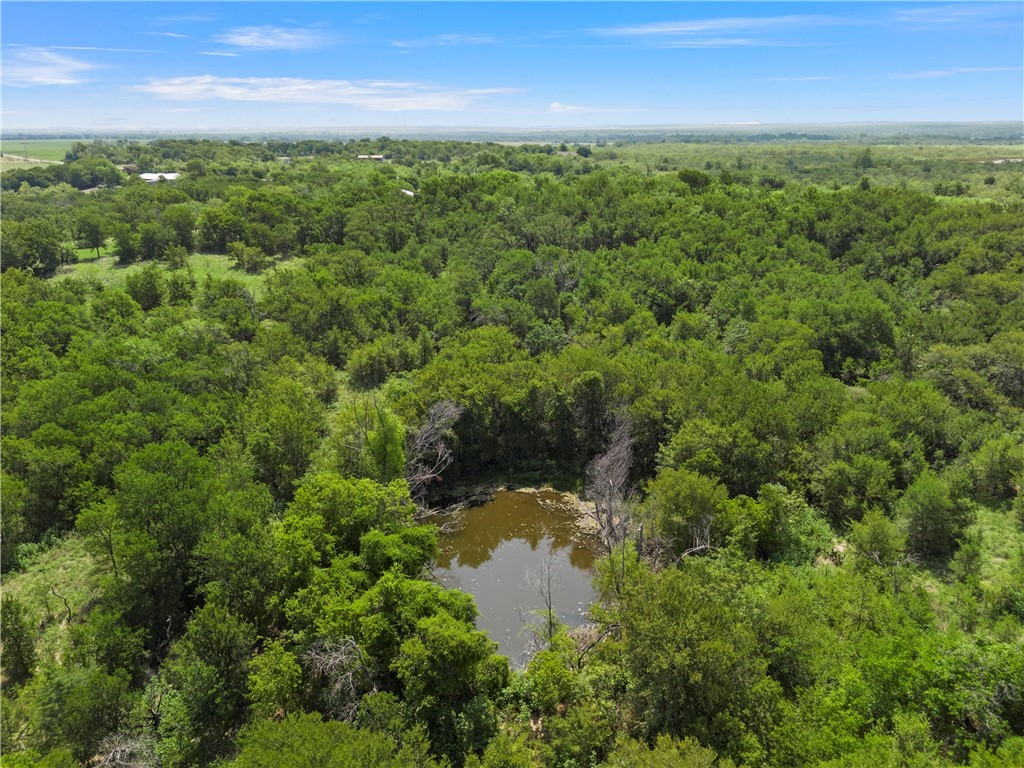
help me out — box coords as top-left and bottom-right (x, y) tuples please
(95, 732), (157, 768)
(570, 622), (620, 671)
(406, 400), (464, 505)
(668, 515), (719, 566)
(50, 586), (72, 623)
(584, 414), (634, 555)
(303, 638), (375, 722)
(527, 551), (563, 647)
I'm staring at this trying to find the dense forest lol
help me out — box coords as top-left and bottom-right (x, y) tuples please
(1, 136), (1023, 768)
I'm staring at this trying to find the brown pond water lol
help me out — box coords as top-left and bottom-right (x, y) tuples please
(435, 489), (599, 666)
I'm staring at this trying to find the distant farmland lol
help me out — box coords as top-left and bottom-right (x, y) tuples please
(0, 139), (75, 163)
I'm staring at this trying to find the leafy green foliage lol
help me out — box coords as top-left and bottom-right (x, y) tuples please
(3, 136), (1023, 768)
(1, 595), (37, 686)
(229, 712), (441, 768)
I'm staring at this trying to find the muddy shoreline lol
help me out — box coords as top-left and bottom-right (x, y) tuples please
(420, 480), (600, 536)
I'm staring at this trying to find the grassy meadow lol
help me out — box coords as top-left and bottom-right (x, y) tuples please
(56, 249), (304, 299)
(0, 139), (76, 173)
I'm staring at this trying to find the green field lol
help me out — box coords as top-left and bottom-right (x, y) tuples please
(56, 250), (304, 298)
(0, 139), (76, 162)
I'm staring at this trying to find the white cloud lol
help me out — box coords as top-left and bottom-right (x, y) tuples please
(890, 66), (1021, 79)
(894, 4), (1016, 25)
(214, 26), (327, 50)
(152, 32), (189, 39)
(549, 101), (586, 113)
(548, 101), (643, 114)
(593, 15), (837, 36)
(391, 33), (498, 49)
(48, 45), (159, 54)
(2, 48), (96, 86)
(131, 75), (517, 111)
(198, 51), (241, 58)
(156, 15), (215, 25)
(657, 38), (761, 49)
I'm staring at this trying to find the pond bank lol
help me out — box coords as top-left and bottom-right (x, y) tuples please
(421, 477), (599, 535)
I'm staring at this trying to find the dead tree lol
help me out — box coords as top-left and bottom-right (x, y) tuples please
(406, 400), (464, 506)
(95, 733), (157, 768)
(528, 551), (563, 647)
(303, 637), (374, 722)
(584, 414), (634, 555)
(570, 622), (620, 671)
(667, 514), (718, 567)
(50, 586), (72, 623)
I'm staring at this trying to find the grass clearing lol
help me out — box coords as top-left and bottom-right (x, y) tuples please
(911, 502), (1022, 630)
(55, 251), (305, 298)
(973, 502), (1024, 584)
(1, 535), (102, 658)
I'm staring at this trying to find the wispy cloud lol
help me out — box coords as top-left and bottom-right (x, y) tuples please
(47, 45), (159, 54)
(214, 25), (327, 50)
(548, 101), (643, 114)
(156, 15), (214, 25)
(894, 4), (1018, 25)
(890, 66), (1022, 80)
(590, 14), (844, 50)
(198, 51), (240, 58)
(548, 102), (585, 113)
(391, 33), (498, 49)
(593, 15), (839, 37)
(2, 48), (96, 86)
(657, 38), (761, 49)
(131, 75), (519, 111)
(152, 32), (189, 39)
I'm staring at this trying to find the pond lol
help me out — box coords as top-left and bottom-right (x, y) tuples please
(434, 489), (600, 666)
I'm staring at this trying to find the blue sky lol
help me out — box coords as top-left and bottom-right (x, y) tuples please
(2, 2), (1021, 131)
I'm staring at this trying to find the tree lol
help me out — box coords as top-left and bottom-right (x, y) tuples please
(302, 637), (373, 722)
(162, 204), (196, 252)
(111, 441), (217, 640)
(366, 407), (406, 484)
(617, 560), (775, 762)
(77, 497), (123, 579)
(585, 414), (634, 555)
(156, 603), (256, 765)
(124, 264), (166, 311)
(647, 468), (729, 560)
(228, 240), (272, 274)
(848, 508), (914, 594)
(246, 376), (326, 501)
(287, 473), (413, 553)
(76, 213), (106, 257)
(526, 641), (575, 715)
(528, 551), (563, 647)
(109, 222), (140, 265)
(898, 470), (967, 559)
(228, 713), (441, 768)
(138, 222), (170, 261)
(0, 219), (64, 276)
(405, 400), (463, 504)
(606, 734), (732, 768)
(393, 611), (499, 762)
(1, 594), (37, 686)
(249, 640), (303, 721)
(32, 665), (135, 762)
